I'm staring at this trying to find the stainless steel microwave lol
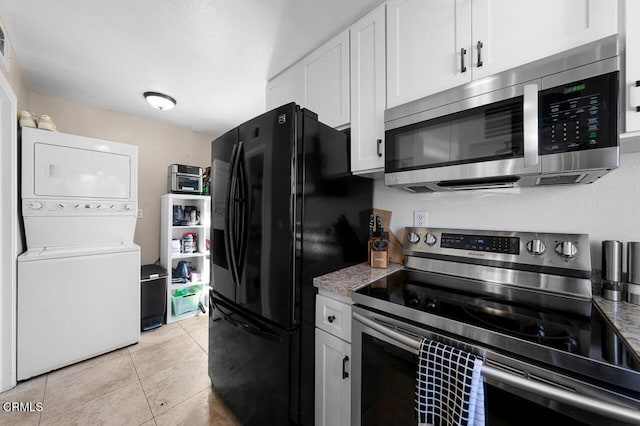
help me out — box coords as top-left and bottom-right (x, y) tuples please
(384, 35), (620, 192)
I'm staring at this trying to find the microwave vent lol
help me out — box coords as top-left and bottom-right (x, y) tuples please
(537, 174), (586, 185)
(405, 186), (434, 193)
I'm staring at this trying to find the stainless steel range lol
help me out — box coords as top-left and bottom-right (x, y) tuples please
(352, 227), (640, 425)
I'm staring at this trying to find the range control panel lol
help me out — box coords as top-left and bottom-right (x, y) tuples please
(404, 227), (591, 273)
(22, 199), (137, 216)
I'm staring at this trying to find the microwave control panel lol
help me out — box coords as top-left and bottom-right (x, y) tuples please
(540, 71), (618, 155)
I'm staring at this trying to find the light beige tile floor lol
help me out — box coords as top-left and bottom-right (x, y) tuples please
(0, 314), (241, 425)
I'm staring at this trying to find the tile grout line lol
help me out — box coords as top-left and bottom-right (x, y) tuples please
(131, 328), (201, 422)
(127, 350), (155, 426)
(178, 317), (208, 353)
(38, 374), (48, 425)
(144, 318), (210, 419)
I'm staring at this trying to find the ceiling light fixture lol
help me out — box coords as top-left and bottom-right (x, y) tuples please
(143, 91), (176, 111)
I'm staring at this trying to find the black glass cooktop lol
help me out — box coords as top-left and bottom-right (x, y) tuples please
(355, 270), (640, 376)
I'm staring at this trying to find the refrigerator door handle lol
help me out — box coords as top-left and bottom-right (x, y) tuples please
(235, 142), (249, 284)
(224, 143), (241, 288)
(213, 297), (284, 344)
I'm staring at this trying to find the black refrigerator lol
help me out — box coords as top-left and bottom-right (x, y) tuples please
(208, 103), (372, 425)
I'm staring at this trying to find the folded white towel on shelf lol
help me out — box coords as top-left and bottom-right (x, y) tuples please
(415, 339), (485, 426)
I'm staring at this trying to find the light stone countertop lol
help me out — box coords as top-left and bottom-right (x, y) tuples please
(314, 263), (640, 358)
(593, 296), (640, 357)
(313, 261), (403, 298)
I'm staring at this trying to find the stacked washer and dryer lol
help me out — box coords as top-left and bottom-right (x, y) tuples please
(17, 127), (140, 380)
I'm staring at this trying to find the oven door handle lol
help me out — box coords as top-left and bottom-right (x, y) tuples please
(352, 312), (640, 424)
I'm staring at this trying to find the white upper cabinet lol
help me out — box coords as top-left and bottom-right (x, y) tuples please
(300, 30), (351, 128)
(266, 64), (301, 111)
(387, 0), (618, 108)
(350, 4), (387, 174)
(472, 0), (618, 80)
(624, 0), (640, 133)
(387, 0), (472, 108)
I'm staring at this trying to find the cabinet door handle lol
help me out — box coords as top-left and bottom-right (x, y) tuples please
(460, 48), (467, 73)
(327, 315), (336, 323)
(342, 355), (349, 379)
(376, 139), (382, 157)
(477, 41), (484, 67)
(635, 81), (640, 112)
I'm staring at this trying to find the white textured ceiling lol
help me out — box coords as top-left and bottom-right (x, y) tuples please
(0, 0), (381, 136)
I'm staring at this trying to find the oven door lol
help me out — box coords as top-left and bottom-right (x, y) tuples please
(384, 81), (541, 192)
(351, 306), (640, 426)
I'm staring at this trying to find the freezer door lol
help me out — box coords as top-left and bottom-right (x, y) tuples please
(208, 295), (297, 425)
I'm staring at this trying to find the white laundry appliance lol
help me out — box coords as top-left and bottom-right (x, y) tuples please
(17, 127), (140, 380)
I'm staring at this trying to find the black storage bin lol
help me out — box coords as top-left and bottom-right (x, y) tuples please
(140, 264), (167, 331)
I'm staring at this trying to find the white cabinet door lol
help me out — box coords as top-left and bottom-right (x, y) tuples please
(472, 0), (618, 79)
(315, 328), (351, 426)
(266, 64), (301, 111)
(301, 30), (350, 128)
(625, 0), (640, 133)
(350, 4), (386, 174)
(387, 0), (472, 108)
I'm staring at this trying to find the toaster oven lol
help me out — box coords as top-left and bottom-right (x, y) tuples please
(167, 164), (203, 194)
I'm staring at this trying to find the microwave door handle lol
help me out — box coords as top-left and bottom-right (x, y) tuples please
(353, 312), (640, 424)
(523, 83), (539, 168)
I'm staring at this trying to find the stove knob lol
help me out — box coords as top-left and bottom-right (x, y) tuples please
(425, 233), (437, 246)
(526, 239), (546, 255)
(407, 232), (420, 244)
(555, 241), (578, 258)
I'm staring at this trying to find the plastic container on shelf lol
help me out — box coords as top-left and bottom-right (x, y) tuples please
(171, 286), (201, 316)
(182, 232), (197, 253)
(171, 239), (181, 254)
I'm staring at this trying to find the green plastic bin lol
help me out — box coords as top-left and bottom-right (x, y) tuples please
(171, 286), (200, 316)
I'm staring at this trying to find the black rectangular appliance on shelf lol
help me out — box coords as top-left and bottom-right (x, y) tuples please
(208, 103), (373, 425)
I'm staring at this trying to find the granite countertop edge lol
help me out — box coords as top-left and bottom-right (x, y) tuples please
(593, 296), (640, 356)
(314, 263), (640, 357)
(313, 261), (403, 298)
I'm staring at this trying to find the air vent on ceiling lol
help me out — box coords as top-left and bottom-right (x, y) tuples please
(0, 22), (10, 69)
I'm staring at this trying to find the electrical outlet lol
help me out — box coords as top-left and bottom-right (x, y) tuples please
(137, 209), (143, 219)
(413, 210), (427, 227)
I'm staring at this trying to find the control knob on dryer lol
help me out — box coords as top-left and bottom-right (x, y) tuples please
(526, 239), (546, 255)
(407, 232), (420, 244)
(555, 241), (578, 258)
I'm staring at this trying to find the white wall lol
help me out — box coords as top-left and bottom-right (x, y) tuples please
(374, 152), (640, 271)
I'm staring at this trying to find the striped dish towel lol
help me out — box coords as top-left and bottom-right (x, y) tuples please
(415, 339), (485, 426)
